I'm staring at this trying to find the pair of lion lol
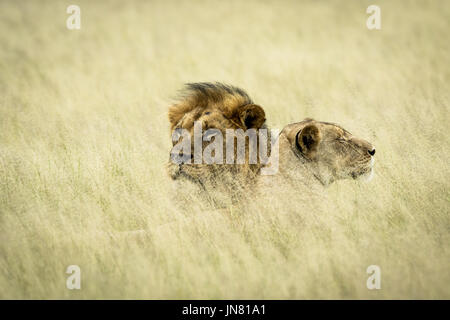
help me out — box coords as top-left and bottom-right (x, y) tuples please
(167, 83), (375, 206)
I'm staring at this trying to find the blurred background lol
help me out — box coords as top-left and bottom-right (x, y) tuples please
(0, 0), (449, 299)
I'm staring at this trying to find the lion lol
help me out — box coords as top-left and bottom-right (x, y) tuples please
(263, 118), (376, 189)
(167, 82), (268, 206)
(167, 83), (376, 207)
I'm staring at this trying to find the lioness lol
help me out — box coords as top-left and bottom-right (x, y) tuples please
(266, 118), (375, 187)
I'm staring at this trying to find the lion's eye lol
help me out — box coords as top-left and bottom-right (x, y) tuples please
(203, 130), (220, 140)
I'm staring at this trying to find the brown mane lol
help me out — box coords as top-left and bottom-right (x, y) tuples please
(168, 82), (257, 130)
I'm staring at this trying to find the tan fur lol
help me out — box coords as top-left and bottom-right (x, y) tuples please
(272, 118), (375, 186)
(168, 83), (265, 132)
(167, 84), (375, 207)
(167, 83), (267, 206)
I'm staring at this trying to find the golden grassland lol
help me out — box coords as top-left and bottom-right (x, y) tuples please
(0, 0), (449, 299)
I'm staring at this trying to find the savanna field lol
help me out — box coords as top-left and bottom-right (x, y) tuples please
(0, 0), (449, 299)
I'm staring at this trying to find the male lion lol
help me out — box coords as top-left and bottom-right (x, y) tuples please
(167, 82), (267, 206)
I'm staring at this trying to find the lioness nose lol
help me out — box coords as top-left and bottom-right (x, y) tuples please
(368, 148), (376, 156)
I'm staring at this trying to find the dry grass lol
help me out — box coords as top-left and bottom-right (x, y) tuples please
(0, 0), (449, 299)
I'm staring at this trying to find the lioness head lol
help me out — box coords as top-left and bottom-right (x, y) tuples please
(167, 83), (266, 185)
(279, 118), (375, 185)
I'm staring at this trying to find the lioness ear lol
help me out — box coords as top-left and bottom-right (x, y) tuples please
(296, 124), (321, 158)
(236, 104), (266, 129)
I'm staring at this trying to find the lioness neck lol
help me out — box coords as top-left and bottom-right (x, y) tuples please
(258, 134), (324, 191)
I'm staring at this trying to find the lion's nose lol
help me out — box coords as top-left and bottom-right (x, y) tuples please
(368, 148), (376, 156)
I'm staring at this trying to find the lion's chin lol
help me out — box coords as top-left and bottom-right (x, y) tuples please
(354, 158), (375, 182)
(360, 168), (374, 182)
(350, 169), (373, 182)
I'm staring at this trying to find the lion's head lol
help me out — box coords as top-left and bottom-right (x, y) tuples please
(167, 83), (267, 189)
(277, 118), (375, 185)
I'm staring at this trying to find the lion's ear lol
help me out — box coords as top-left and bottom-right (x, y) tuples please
(296, 124), (321, 158)
(236, 104), (266, 129)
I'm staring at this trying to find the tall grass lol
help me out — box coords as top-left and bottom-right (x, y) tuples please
(0, 0), (449, 299)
